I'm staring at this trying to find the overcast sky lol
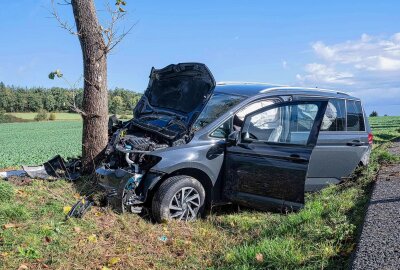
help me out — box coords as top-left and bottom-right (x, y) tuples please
(1, 0), (399, 115)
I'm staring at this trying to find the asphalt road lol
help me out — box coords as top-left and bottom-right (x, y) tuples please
(351, 142), (400, 270)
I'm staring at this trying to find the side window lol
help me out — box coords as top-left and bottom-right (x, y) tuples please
(210, 118), (231, 138)
(233, 99), (278, 130)
(242, 102), (322, 146)
(236, 100), (276, 120)
(347, 100), (365, 131)
(321, 99), (346, 131)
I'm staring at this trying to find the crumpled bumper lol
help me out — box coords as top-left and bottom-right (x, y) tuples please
(96, 167), (134, 198)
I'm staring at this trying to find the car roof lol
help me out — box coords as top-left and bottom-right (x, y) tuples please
(214, 82), (359, 100)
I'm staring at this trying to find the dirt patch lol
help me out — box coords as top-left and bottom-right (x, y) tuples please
(7, 176), (33, 186)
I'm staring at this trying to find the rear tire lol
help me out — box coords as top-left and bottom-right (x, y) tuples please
(152, 175), (205, 223)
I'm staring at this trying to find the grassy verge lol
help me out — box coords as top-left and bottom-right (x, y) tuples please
(7, 113), (82, 121)
(1, 144), (398, 270)
(0, 117), (398, 269)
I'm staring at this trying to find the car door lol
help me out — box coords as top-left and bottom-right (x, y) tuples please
(307, 99), (368, 188)
(223, 99), (328, 210)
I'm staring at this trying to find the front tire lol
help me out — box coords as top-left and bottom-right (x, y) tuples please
(152, 175), (205, 222)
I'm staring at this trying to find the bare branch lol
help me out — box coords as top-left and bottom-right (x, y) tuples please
(69, 104), (87, 117)
(105, 23), (136, 53)
(51, 0), (80, 36)
(101, 1), (136, 54)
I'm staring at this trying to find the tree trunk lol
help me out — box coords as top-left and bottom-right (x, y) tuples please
(72, 0), (108, 174)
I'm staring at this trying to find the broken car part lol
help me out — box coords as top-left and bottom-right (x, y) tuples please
(1, 155), (81, 181)
(67, 196), (94, 219)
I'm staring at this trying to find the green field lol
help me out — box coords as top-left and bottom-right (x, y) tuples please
(369, 116), (400, 143)
(0, 121), (82, 168)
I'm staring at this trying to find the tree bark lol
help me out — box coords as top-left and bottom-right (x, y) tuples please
(72, 0), (108, 174)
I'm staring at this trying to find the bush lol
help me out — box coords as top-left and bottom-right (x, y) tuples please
(34, 110), (48, 121)
(49, 112), (57, 121)
(369, 111), (378, 117)
(120, 114), (130, 119)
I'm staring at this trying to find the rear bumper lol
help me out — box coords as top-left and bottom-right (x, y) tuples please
(360, 147), (372, 166)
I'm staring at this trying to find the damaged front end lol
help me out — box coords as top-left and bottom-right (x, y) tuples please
(97, 62), (216, 213)
(96, 127), (167, 213)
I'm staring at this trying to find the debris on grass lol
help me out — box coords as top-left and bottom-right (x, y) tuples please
(1, 155), (81, 181)
(158, 235), (168, 242)
(3, 223), (22, 229)
(66, 196), (94, 219)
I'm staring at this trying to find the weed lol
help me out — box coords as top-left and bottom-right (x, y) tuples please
(17, 247), (41, 259)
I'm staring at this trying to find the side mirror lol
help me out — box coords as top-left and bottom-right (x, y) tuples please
(242, 131), (256, 143)
(227, 131), (239, 146)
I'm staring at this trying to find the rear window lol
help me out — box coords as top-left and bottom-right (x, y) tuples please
(321, 99), (346, 131)
(346, 100), (365, 131)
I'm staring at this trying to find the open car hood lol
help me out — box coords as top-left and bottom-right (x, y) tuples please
(133, 63), (216, 137)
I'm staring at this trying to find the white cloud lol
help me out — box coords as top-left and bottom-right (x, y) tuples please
(282, 60), (288, 69)
(297, 63), (354, 85)
(297, 33), (400, 107)
(310, 33), (400, 71)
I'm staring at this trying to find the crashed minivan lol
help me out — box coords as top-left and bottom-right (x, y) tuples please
(97, 62), (372, 222)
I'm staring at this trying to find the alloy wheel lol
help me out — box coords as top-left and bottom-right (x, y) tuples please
(169, 187), (201, 221)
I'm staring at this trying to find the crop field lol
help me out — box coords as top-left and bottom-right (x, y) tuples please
(369, 116), (400, 142)
(0, 121), (82, 168)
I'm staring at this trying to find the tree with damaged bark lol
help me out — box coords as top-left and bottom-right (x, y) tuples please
(51, 0), (133, 174)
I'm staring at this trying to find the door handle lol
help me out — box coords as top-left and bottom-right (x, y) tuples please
(289, 154), (308, 163)
(347, 140), (365, 146)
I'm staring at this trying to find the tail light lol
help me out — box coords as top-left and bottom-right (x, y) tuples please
(368, 133), (373, 145)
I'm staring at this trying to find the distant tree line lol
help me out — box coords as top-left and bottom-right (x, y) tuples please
(0, 82), (142, 114)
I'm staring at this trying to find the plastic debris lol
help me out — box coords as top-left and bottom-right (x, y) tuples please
(158, 235), (168, 242)
(0, 155), (81, 181)
(66, 196), (94, 219)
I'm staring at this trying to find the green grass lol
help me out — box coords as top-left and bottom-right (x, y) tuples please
(0, 142), (396, 269)
(0, 121), (82, 168)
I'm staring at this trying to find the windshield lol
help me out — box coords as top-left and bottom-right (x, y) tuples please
(192, 92), (245, 131)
